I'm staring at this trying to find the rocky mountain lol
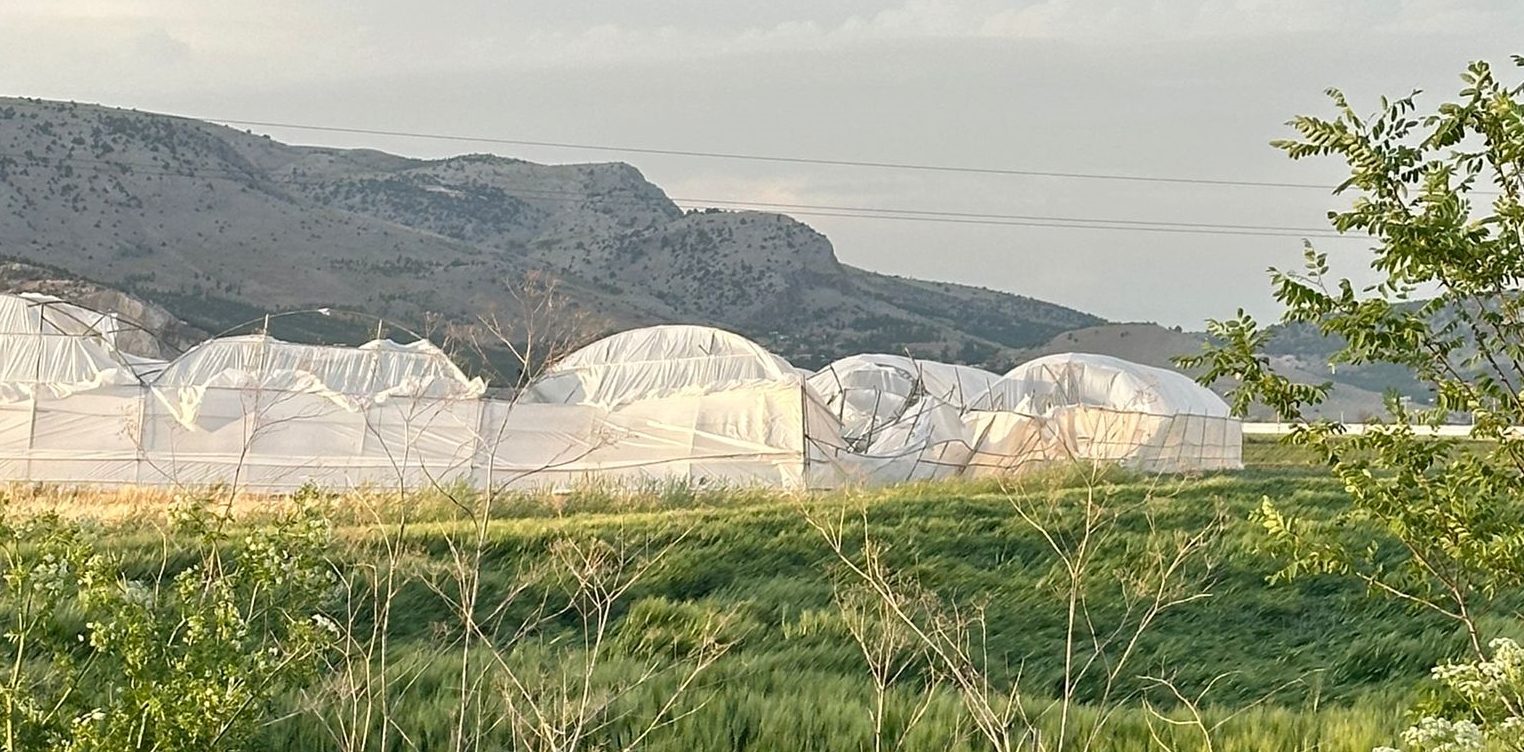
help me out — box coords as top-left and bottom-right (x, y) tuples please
(0, 97), (1102, 373)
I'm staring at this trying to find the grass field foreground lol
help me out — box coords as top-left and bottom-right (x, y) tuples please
(0, 449), (1497, 751)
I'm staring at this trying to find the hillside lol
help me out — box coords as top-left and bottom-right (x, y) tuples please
(0, 96), (1438, 404)
(0, 97), (1101, 372)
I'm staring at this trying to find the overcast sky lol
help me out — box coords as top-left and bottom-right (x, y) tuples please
(4, 1), (1522, 327)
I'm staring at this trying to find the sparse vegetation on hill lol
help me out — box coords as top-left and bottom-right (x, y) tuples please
(0, 97), (1100, 371)
(0, 97), (1440, 398)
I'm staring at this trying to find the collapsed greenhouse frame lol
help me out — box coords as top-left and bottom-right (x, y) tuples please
(0, 293), (1241, 491)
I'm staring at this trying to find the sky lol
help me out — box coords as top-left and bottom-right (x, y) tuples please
(3, 0), (1522, 328)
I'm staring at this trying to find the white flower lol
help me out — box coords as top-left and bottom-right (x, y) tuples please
(30, 554), (72, 597)
(121, 580), (154, 609)
(1400, 716), (1484, 752)
(310, 613), (341, 638)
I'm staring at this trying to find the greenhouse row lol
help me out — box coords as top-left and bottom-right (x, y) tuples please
(0, 293), (1241, 490)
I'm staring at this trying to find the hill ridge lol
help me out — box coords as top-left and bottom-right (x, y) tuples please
(0, 96), (1101, 370)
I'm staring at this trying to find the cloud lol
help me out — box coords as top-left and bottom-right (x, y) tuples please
(131, 28), (191, 65)
(5, 0), (1517, 89)
(976, 0), (1517, 40)
(421, 0), (1524, 70)
(662, 175), (819, 208)
(1379, 0), (1517, 34)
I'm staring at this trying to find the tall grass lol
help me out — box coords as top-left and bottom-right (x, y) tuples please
(267, 654), (1406, 751)
(1, 467), (1476, 750)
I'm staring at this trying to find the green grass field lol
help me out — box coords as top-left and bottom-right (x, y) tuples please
(17, 442), (1494, 751)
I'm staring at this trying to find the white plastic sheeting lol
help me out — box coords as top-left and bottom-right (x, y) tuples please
(512, 326), (842, 488)
(0, 293), (141, 400)
(969, 352), (1230, 416)
(809, 354), (1000, 447)
(962, 353), (1241, 474)
(807, 352), (1240, 481)
(157, 335), (484, 400)
(149, 335), (486, 436)
(0, 293), (1241, 490)
(802, 355), (998, 485)
(522, 326), (797, 407)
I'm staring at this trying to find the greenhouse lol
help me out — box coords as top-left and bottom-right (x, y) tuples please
(0, 294), (1241, 490)
(807, 354), (1001, 484)
(491, 324), (847, 488)
(808, 354), (1001, 449)
(144, 335), (487, 488)
(962, 353), (1242, 475)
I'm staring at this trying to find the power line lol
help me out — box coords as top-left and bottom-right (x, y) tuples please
(669, 197), (1337, 234)
(209, 117), (1339, 191)
(0, 99), (1501, 196)
(710, 208), (1350, 239)
(0, 150), (1358, 240)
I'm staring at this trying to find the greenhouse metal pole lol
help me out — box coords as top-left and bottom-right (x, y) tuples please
(800, 382), (810, 490)
(24, 303), (42, 482)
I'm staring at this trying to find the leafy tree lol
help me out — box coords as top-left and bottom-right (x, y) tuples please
(1179, 57), (1524, 751)
(0, 498), (338, 752)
